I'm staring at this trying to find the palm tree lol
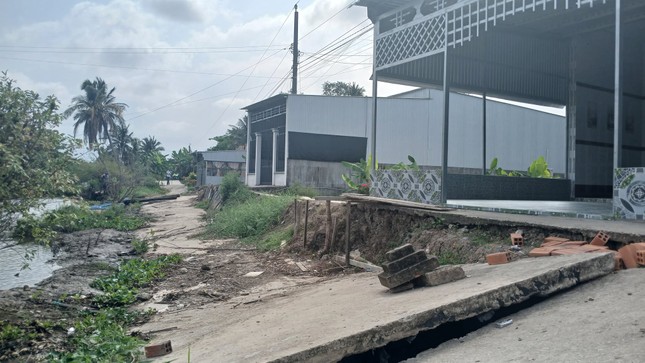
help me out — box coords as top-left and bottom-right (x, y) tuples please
(107, 121), (136, 165)
(63, 78), (128, 149)
(141, 136), (164, 154)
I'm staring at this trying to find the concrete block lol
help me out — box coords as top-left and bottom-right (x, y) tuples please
(389, 282), (414, 294)
(385, 244), (415, 262)
(382, 250), (428, 274)
(590, 231), (610, 246)
(510, 233), (524, 246)
(414, 266), (466, 287)
(378, 257), (440, 289)
(486, 252), (511, 265)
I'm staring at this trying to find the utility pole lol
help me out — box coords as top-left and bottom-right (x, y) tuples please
(291, 4), (299, 94)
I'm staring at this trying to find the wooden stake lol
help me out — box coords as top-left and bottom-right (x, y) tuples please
(330, 216), (338, 253)
(345, 202), (351, 267)
(323, 200), (332, 254)
(303, 200), (309, 248)
(294, 199), (299, 238)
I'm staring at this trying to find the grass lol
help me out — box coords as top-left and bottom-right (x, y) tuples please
(205, 194), (293, 243)
(132, 184), (168, 198)
(248, 226), (294, 251)
(13, 204), (147, 244)
(90, 254), (182, 307)
(437, 251), (466, 265)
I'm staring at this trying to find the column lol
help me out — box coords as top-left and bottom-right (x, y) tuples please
(272, 128), (279, 184)
(255, 132), (262, 186)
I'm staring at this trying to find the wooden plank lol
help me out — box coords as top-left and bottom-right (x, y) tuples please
(334, 255), (383, 273)
(341, 193), (453, 212)
(345, 202), (351, 267)
(295, 262), (308, 272)
(313, 196), (346, 201)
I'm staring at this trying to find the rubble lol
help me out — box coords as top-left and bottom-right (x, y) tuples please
(378, 243), (465, 291)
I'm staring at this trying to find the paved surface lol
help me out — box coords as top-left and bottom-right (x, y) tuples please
(409, 268), (645, 363)
(448, 199), (613, 218)
(142, 253), (613, 363)
(435, 208), (645, 242)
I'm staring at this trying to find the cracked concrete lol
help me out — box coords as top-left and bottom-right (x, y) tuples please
(143, 253), (614, 363)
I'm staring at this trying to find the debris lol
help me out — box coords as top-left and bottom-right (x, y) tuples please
(244, 271), (264, 277)
(333, 256), (383, 273)
(295, 262), (308, 272)
(67, 327), (75, 336)
(510, 233), (524, 246)
(617, 243), (645, 269)
(378, 244), (463, 291)
(144, 326), (178, 335)
(495, 319), (513, 328)
(201, 265), (211, 271)
(486, 252), (511, 265)
(590, 231), (610, 246)
(145, 340), (173, 358)
(414, 266), (466, 287)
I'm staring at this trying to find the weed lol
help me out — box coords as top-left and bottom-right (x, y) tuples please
(248, 226), (294, 251)
(437, 251), (465, 265)
(430, 217), (445, 229)
(219, 172), (253, 205)
(195, 200), (210, 210)
(205, 194), (292, 241)
(13, 204), (147, 244)
(131, 239), (149, 255)
(90, 255), (182, 307)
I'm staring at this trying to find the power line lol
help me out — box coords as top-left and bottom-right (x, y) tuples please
(0, 55), (289, 78)
(298, 0), (354, 41)
(209, 5), (295, 130)
(125, 49), (284, 121)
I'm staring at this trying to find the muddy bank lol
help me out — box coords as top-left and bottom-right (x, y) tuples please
(0, 228), (135, 361)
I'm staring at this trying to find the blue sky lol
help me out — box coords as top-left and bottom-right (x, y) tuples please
(0, 0), (412, 153)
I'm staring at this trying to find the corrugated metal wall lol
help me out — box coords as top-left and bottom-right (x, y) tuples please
(286, 93), (566, 173)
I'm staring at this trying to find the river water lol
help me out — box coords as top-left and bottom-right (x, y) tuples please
(0, 199), (70, 290)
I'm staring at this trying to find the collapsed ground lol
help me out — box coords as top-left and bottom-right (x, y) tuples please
(0, 183), (617, 361)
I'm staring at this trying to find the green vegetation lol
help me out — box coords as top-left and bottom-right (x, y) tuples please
(488, 156), (554, 178)
(0, 72), (78, 233)
(437, 251), (466, 265)
(50, 255), (180, 361)
(208, 115), (248, 151)
(322, 81), (366, 97)
(341, 155), (419, 194)
(90, 255), (181, 307)
(13, 204), (146, 244)
(203, 175), (295, 250)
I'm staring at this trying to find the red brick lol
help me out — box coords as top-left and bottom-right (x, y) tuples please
(486, 252), (511, 265)
(544, 236), (569, 244)
(510, 233), (524, 246)
(528, 248), (553, 257)
(145, 341), (173, 358)
(618, 243), (645, 269)
(637, 250), (645, 267)
(559, 241), (587, 247)
(590, 231), (610, 246)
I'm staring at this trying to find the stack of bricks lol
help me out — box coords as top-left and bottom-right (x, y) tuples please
(527, 232), (645, 271)
(378, 244), (466, 292)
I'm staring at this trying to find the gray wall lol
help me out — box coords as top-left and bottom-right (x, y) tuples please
(286, 159), (349, 193)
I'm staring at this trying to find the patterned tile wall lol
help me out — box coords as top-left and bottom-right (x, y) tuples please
(370, 169), (442, 205)
(614, 167), (645, 220)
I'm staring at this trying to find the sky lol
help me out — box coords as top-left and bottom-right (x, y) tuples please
(0, 0), (418, 153)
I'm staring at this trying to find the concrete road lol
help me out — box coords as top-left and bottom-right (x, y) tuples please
(409, 269), (645, 363)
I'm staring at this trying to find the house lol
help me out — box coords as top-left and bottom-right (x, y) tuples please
(195, 150), (246, 187)
(355, 0), (645, 219)
(243, 90), (565, 195)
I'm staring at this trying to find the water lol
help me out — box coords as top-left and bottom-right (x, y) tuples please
(0, 198), (69, 290)
(0, 243), (60, 290)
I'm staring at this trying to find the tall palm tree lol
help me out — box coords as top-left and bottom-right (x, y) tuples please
(63, 78), (128, 149)
(107, 121), (136, 165)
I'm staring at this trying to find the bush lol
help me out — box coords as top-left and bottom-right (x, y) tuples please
(219, 172), (253, 205)
(205, 194), (292, 242)
(13, 204), (147, 243)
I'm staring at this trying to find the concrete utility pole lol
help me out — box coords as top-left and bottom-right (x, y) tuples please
(291, 4), (299, 95)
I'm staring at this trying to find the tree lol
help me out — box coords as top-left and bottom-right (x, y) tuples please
(169, 146), (197, 179)
(141, 136), (164, 154)
(63, 78), (128, 149)
(106, 121), (138, 165)
(0, 73), (77, 233)
(322, 81), (366, 97)
(208, 115), (248, 151)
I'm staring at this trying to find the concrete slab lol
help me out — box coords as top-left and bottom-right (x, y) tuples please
(143, 253), (614, 363)
(409, 269), (645, 363)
